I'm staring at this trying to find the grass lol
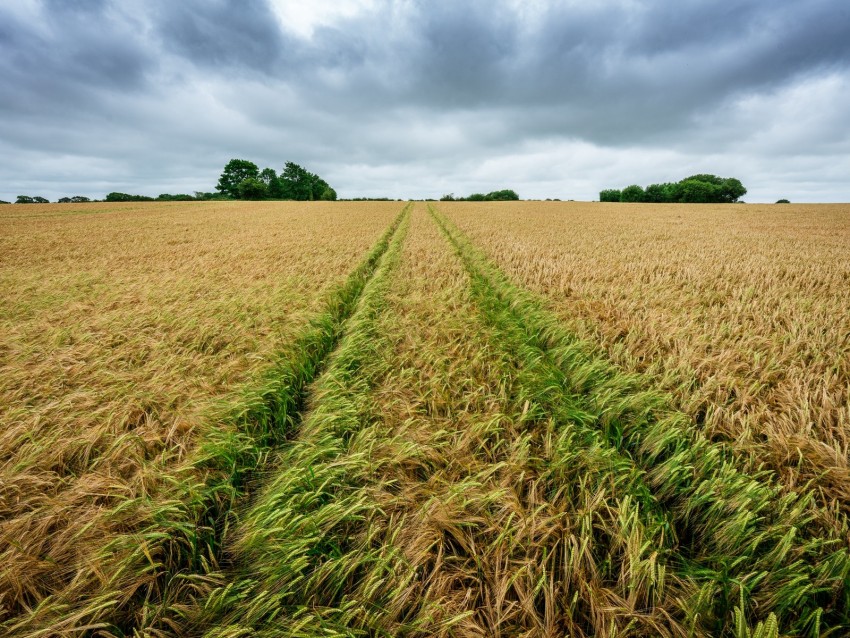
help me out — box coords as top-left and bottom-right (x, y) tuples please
(2, 200), (849, 636)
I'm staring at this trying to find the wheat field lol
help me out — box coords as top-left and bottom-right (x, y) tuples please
(446, 202), (850, 518)
(1, 200), (849, 637)
(0, 200), (400, 629)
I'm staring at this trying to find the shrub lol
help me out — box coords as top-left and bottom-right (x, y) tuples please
(105, 192), (154, 202)
(644, 182), (682, 203)
(217, 159), (260, 199)
(486, 189), (520, 201)
(448, 190), (519, 202)
(601, 174), (746, 204)
(679, 179), (719, 203)
(776, 199), (790, 204)
(620, 185), (646, 202)
(237, 178), (267, 200)
(194, 191), (229, 201)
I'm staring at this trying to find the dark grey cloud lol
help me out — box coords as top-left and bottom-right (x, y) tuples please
(0, 2), (152, 98)
(1, 0), (849, 203)
(153, 0), (286, 74)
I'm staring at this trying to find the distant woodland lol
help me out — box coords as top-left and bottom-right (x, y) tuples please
(600, 174), (747, 203)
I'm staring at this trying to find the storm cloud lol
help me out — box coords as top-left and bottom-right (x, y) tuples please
(1, 0), (849, 201)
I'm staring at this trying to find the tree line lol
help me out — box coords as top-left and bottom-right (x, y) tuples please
(103, 159), (338, 202)
(217, 159), (336, 201)
(7, 195), (50, 204)
(4, 193), (221, 204)
(3, 160), (336, 204)
(440, 189), (519, 202)
(104, 192), (228, 202)
(600, 174), (747, 203)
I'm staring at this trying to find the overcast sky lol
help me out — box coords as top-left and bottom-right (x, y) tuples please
(2, 0), (849, 202)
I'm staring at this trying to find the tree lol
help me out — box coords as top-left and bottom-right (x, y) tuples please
(679, 174), (745, 203)
(678, 179), (718, 203)
(259, 167), (277, 187)
(717, 177), (746, 203)
(194, 191), (228, 201)
(216, 159), (259, 198)
(644, 184), (664, 203)
(259, 167), (285, 198)
(213, 159), (336, 201)
(237, 177), (267, 200)
(0, 199), (10, 204)
(599, 189), (621, 202)
(105, 192), (154, 202)
(486, 189), (519, 201)
(663, 182), (683, 202)
(16, 195), (48, 203)
(600, 174), (746, 204)
(445, 189), (520, 201)
(776, 199), (790, 204)
(682, 173), (723, 186)
(644, 182), (681, 203)
(279, 162), (303, 199)
(620, 185), (646, 202)
(279, 161), (330, 201)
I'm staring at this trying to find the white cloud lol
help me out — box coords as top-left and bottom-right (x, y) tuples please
(267, 0), (379, 38)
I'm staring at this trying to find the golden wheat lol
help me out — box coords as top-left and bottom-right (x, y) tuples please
(0, 200), (400, 621)
(3, 200), (849, 637)
(188, 205), (696, 636)
(442, 201), (850, 513)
